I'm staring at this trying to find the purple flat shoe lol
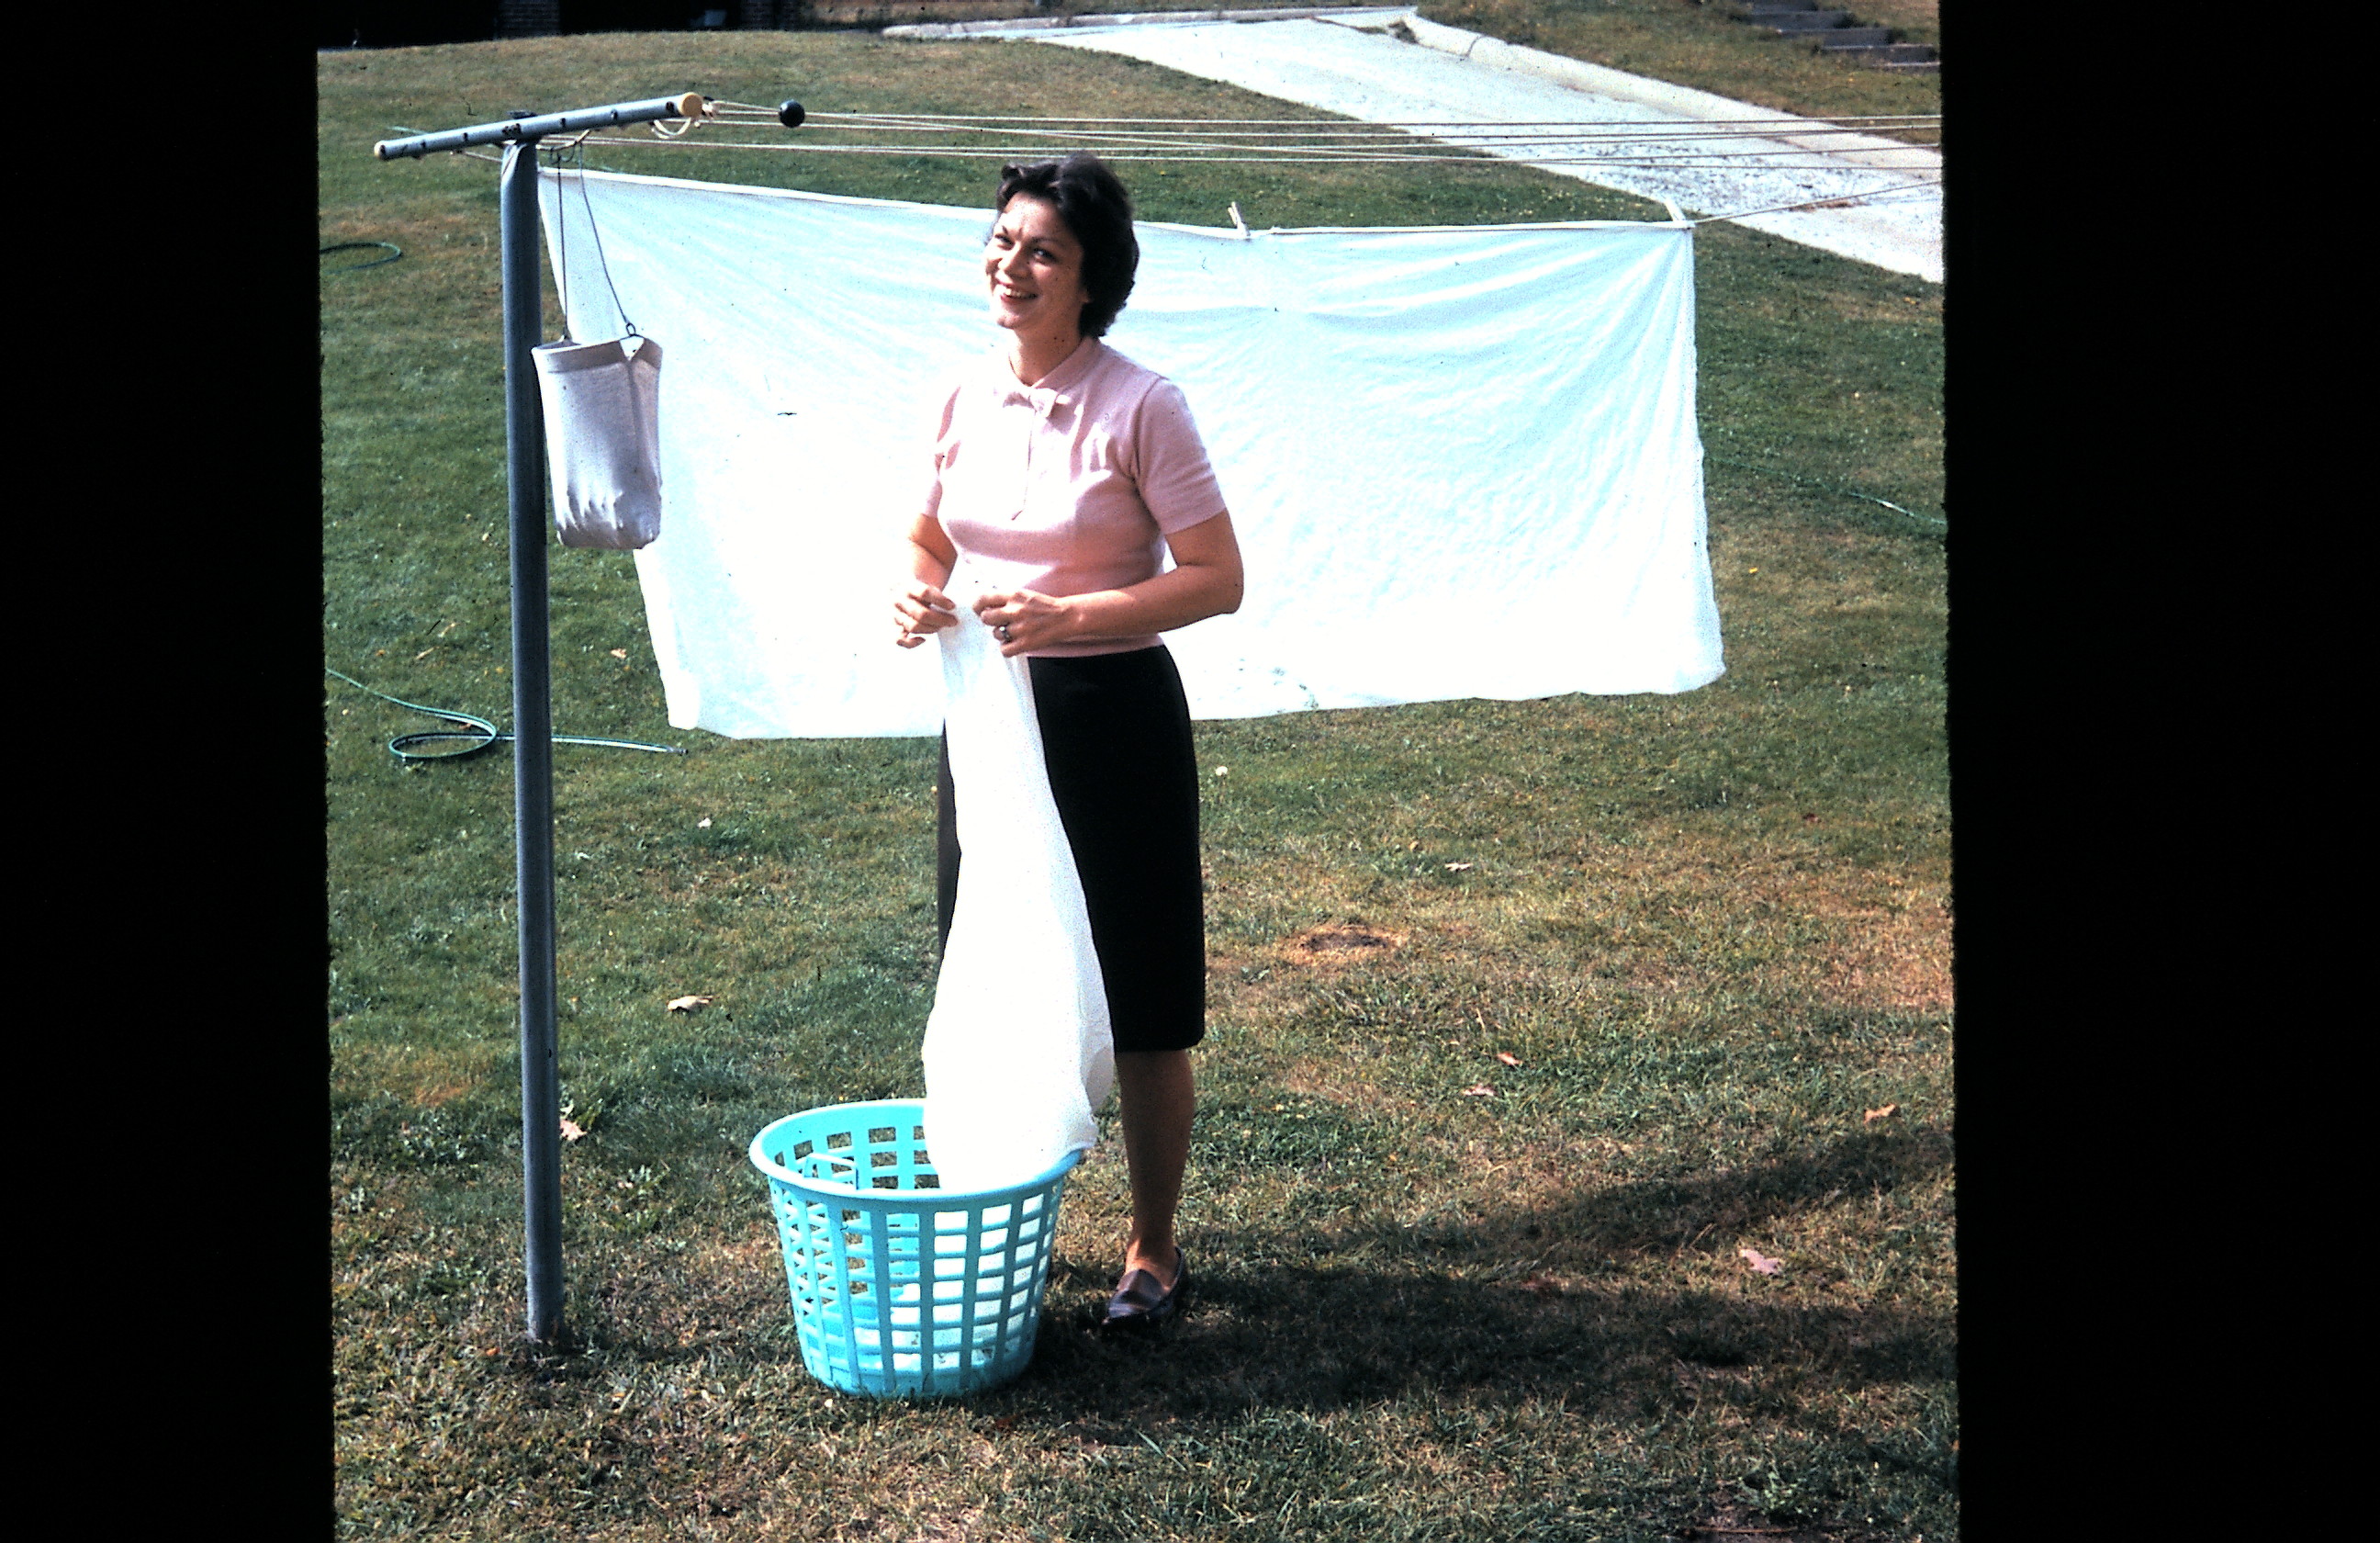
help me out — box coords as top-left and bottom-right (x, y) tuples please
(1102, 1248), (1188, 1329)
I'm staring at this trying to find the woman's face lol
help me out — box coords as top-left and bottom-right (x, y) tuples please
(984, 195), (1088, 340)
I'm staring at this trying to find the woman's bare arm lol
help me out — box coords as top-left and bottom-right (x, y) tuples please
(892, 513), (961, 648)
(971, 512), (1245, 658)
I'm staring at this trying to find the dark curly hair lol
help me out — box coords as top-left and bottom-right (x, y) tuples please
(994, 153), (1139, 339)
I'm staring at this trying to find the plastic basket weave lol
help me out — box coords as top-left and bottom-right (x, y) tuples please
(747, 1099), (1080, 1399)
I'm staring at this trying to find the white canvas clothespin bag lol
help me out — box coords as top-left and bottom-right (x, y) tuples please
(532, 335), (664, 550)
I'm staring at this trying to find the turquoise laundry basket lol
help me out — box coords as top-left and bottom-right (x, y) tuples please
(747, 1099), (1081, 1399)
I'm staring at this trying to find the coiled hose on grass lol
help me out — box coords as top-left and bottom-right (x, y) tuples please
(321, 241), (403, 273)
(328, 668), (685, 763)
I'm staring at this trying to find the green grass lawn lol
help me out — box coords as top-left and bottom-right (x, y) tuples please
(325, 31), (1948, 1542)
(1414, 0), (1941, 129)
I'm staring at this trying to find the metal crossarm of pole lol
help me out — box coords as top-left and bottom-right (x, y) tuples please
(371, 90), (713, 1347)
(375, 93), (708, 160)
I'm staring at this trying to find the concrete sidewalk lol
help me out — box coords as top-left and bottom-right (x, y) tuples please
(891, 7), (1942, 283)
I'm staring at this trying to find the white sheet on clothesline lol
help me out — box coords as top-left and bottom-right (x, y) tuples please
(538, 168), (1723, 737)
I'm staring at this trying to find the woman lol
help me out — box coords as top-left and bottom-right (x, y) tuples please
(892, 154), (1243, 1329)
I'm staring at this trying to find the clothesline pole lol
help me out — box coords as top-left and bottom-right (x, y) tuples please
(377, 91), (708, 1346)
(500, 136), (565, 1346)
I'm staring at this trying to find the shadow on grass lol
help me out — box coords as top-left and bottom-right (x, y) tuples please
(525, 1123), (1952, 1405)
(1513, 1120), (1955, 1256)
(991, 1124), (1953, 1423)
(1020, 1267), (1949, 1416)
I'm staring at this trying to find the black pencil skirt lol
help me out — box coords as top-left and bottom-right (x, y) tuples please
(937, 644), (1207, 1053)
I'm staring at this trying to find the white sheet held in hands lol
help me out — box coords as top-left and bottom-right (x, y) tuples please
(919, 564), (1117, 1192)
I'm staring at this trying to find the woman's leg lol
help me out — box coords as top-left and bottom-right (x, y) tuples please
(1026, 649), (1205, 1293)
(934, 732), (960, 956)
(1116, 1049), (1193, 1286)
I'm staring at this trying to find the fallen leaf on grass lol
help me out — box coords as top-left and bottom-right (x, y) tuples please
(1495, 1052), (1521, 1067)
(1864, 1103), (1900, 1123)
(1461, 1084), (1496, 1098)
(1741, 1248), (1782, 1276)
(560, 1118), (587, 1142)
(1444, 862), (1474, 872)
(668, 995), (713, 1013)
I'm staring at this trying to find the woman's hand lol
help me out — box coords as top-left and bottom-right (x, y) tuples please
(964, 513), (1245, 657)
(972, 589), (1077, 658)
(893, 580), (960, 648)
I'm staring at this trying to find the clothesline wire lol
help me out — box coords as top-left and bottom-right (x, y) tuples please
(699, 98), (1941, 149)
(546, 138), (639, 338)
(705, 99), (1942, 129)
(744, 125), (1940, 147)
(403, 114), (1938, 177)
(679, 126), (1941, 154)
(733, 117), (1942, 139)
(550, 140), (572, 321)
(554, 104), (1939, 171)
(1694, 185), (1941, 222)
(422, 126), (1941, 220)
(700, 121), (1940, 153)
(454, 149), (1928, 221)
(565, 134), (1942, 177)
(747, 127), (1939, 149)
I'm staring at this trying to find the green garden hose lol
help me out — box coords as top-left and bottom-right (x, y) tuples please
(321, 241), (403, 272)
(327, 668), (685, 763)
(1708, 455), (1945, 528)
